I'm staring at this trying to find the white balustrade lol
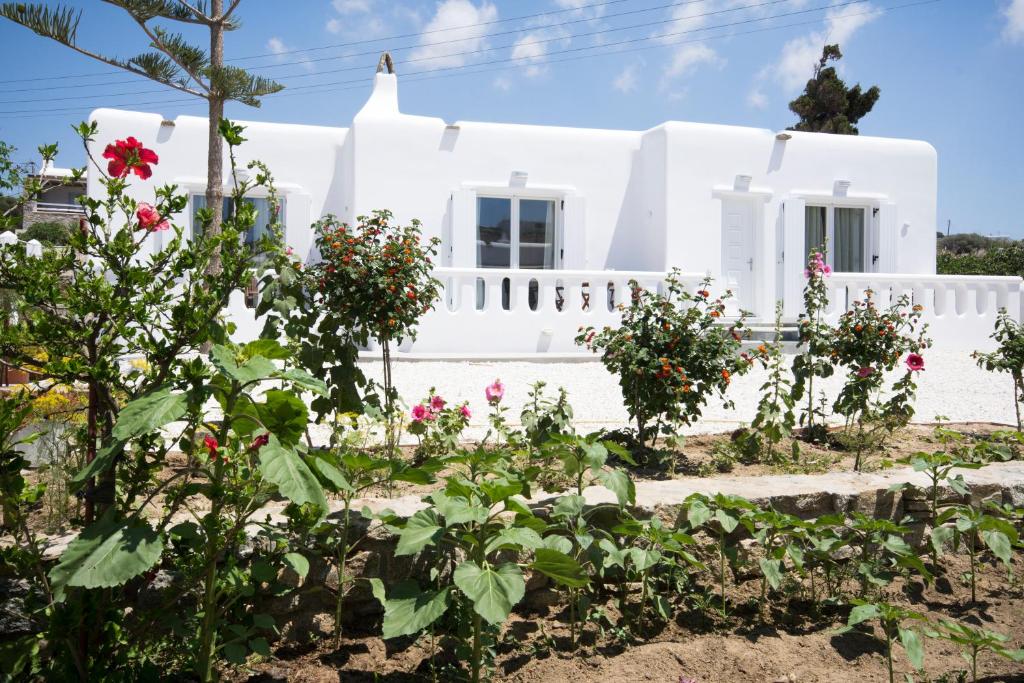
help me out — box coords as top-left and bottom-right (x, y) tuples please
(824, 273), (1023, 349)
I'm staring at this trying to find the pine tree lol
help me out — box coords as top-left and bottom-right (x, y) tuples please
(0, 1), (284, 273)
(787, 44), (880, 135)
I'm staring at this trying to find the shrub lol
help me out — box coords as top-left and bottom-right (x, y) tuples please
(938, 242), (1024, 277)
(312, 210), (441, 415)
(407, 388), (471, 461)
(829, 290), (929, 469)
(792, 250), (835, 440)
(20, 220), (72, 246)
(577, 270), (750, 451)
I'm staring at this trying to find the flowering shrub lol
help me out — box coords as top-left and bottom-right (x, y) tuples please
(830, 290), (929, 469)
(312, 210), (441, 413)
(407, 388), (471, 460)
(973, 309), (1024, 431)
(792, 250), (835, 440)
(577, 270), (750, 451)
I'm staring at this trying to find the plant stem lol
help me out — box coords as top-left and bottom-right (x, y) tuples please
(471, 610), (482, 683)
(333, 500), (351, 647)
(719, 530), (728, 617)
(886, 630), (894, 683)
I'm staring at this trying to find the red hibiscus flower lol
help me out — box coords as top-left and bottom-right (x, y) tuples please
(905, 353), (925, 372)
(102, 137), (159, 179)
(249, 434), (270, 451)
(204, 434), (219, 459)
(136, 202), (169, 232)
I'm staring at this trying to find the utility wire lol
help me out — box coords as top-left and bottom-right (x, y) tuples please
(0, 0), (943, 120)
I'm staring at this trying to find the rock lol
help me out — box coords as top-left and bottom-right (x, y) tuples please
(0, 578), (32, 636)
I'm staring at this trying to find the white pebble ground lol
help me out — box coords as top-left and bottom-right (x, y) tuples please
(355, 350), (1017, 439)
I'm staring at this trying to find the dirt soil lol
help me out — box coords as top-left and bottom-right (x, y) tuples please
(230, 554), (1024, 683)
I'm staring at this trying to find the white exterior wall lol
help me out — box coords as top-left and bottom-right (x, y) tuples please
(85, 72), (1003, 353)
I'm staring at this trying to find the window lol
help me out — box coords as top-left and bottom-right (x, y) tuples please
(476, 196), (558, 270)
(804, 205), (868, 272)
(191, 194), (285, 256)
(475, 196), (559, 311)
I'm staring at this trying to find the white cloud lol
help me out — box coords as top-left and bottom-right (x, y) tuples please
(663, 43), (722, 81)
(325, 17), (342, 34)
(747, 88), (768, 109)
(1003, 0), (1024, 43)
(613, 63), (639, 93)
(511, 32), (549, 77)
(410, 0), (498, 69)
(332, 0), (371, 13)
(492, 76), (512, 91)
(266, 37), (286, 55)
(769, 3), (883, 91)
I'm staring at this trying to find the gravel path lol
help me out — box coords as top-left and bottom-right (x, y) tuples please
(355, 350), (1018, 439)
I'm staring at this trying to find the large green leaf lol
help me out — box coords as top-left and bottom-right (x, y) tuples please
(369, 579), (451, 639)
(276, 368), (328, 397)
(49, 514), (163, 598)
(257, 435), (327, 513)
(395, 509), (443, 556)
(598, 468), (635, 507)
(484, 526), (544, 554)
(453, 561), (525, 625)
(243, 339), (291, 360)
(211, 345), (276, 385)
(686, 498), (712, 528)
(70, 438), (125, 489)
(899, 627), (924, 671)
(530, 548), (589, 588)
(428, 491), (488, 526)
(256, 390), (308, 446)
(982, 530), (1012, 566)
(759, 558), (783, 590)
(112, 388), (187, 441)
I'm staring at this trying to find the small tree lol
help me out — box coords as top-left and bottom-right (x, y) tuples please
(973, 309), (1024, 430)
(1, 0), (283, 272)
(577, 270), (750, 452)
(788, 44), (880, 134)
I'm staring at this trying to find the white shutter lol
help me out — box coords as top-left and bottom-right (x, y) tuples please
(877, 201), (898, 273)
(561, 194), (586, 269)
(781, 197), (806, 318)
(450, 188), (477, 268)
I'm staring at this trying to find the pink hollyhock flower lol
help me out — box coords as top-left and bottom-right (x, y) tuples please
(411, 404), (428, 422)
(460, 404), (472, 419)
(204, 434), (219, 459)
(103, 136), (158, 179)
(249, 434), (269, 451)
(285, 247), (294, 256)
(485, 378), (505, 405)
(823, 264), (832, 275)
(856, 366), (874, 378)
(906, 353), (925, 372)
(430, 395), (446, 411)
(136, 202), (169, 232)
(424, 408), (438, 422)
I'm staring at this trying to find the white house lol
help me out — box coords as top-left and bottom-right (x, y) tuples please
(87, 69), (1021, 354)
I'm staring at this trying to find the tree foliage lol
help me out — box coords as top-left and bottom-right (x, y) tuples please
(788, 44), (880, 134)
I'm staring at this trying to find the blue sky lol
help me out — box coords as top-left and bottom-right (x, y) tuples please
(1, 0), (1022, 236)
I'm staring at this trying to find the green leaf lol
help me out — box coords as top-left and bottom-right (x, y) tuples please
(847, 603), (880, 626)
(628, 547), (661, 572)
(70, 439), (125, 489)
(49, 515), (163, 598)
(223, 642), (248, 665)
(899, 627), (924, 671)
(453, 561), (525, 625)
(759, 558), (783, 590)
(598, 468), (635, 507)
(374, 580), (451, 640)
(530, 548), (589, 588)
(243, 339), (291, 360)
(551, 494), (585, 520)
(276, 368), (328, 397)
(211, 344), (276, 384)
(428, 491), (488, 526)
(311, 453), (353, 493)
(257, 435), (327, 514)
(485, 526), (544, 554)
(395, 509), (443, 556)
(248, 637), (271, 656)
(283, 552), (309, 579)
(112, 388), (187, 441)
(543, 535), (574, 555)
(256, 390), (308, 446)
(714, 509), (739, 534)
(686, 498), (712, 528)
(982, 530), (1012, 566)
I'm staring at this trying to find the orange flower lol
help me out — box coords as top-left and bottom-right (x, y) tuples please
(721, 369), (731, 381)
(710, 310), (721, 318)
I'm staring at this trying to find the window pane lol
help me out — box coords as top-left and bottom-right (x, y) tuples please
(834, 207), (865, 272)
(804, 205), (826, 258)
(519, 199), (556, 269)
(191, 195), (232, 240)
(476, 197), (511, 268)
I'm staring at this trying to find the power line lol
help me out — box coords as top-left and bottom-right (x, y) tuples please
(0, 0), (789, 104)
(0, 0), (638, 85)
(0, 0), (942, 120)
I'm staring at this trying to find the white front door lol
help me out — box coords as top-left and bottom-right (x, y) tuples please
(721, 199), (756, 315)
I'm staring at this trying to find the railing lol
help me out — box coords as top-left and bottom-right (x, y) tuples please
(824, 273), (1023, 348)
(401, 268), (694, 354)
(26, 201), (84, 215)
